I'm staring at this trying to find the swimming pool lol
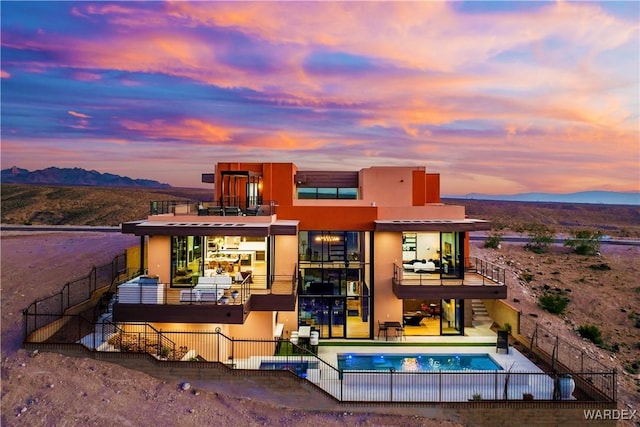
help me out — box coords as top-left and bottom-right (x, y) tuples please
(259, 361), (319, 377)
(337, 353), (503, 372)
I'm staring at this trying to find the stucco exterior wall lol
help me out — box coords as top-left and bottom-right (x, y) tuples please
(274, 235), (297, 276)
(359, 166), (418, 206)
(372, 232), (403, 326)
(147, 236), (171, 283)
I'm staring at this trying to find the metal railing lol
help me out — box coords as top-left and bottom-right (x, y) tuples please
(393, 257), (506, 286)
(149, 200), (277, 217)
(22, 253), (127, 340)
(23, 323), (616, 403)
(464, 257), (506, 285)
(519, 316), (612, 375)
(114, 270), (296, 307)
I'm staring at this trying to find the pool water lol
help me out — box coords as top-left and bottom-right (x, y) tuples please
(259, 361), (319, 377)
(337, 353), (503, 372)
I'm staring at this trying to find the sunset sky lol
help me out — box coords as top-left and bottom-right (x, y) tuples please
(1, 1), (638, 194)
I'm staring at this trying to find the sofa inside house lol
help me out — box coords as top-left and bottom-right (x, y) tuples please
(402, 259), (437, 273)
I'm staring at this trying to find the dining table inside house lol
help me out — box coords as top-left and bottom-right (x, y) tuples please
(383, 321), (403, 340)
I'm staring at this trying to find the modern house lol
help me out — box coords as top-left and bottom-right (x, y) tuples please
(115, 162), (505, 342)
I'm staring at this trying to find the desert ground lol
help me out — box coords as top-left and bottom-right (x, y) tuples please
(1, 229), (639, 426)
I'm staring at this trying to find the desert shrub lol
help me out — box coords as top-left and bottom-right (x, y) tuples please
(577, 324), (604, 346)
(519, 272), (534, 283)
(564, 230), (602, 255)
(525, 225), (554, 254)
(538, 293), (568, 314)
(483, 232), (502, 249)
(589, 263), (611, 271)
(624, 360), (639, 375)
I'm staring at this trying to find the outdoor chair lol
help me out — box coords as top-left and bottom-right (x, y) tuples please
(377, 321), (389, 340)
(394, 324), (405, 341)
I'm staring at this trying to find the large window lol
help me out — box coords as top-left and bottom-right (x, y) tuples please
(171, 236), (203, 287)
(299, 231), (361, 262)
(171, 235), (266, 287)
(298, 230), (369, 339)
(401, 231), (464, 279)
(297, 187), (358, 199)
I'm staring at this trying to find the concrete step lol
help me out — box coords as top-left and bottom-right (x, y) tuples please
(471, 300), (491, 324)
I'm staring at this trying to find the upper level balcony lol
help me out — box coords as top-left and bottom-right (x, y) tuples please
(392, 257), (507, 299)
(112, 269), (297, 324)
(149, 200), (277, 217)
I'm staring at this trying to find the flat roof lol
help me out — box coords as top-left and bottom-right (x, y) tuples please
(122, 219), (298, 236)
(374, 218), (491, 232)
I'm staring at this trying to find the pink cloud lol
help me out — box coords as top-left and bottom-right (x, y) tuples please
(120, 118), (233, 144)
(68, 111), (92, 119)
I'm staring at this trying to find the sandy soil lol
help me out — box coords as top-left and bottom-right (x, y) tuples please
(472, 240), (640, 419)
(1, 231), (463, 427)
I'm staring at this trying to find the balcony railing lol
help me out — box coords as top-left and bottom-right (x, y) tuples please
(393, 257), (506, 286)
(110, 268), (298, 323)
(392, 257), (507, 299)
(149, 200), (277, 217)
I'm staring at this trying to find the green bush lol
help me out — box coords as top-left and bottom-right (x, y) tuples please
(525, 225), (555, 254)
(538, 293), (569, 314)
(577, 324), (604, 346)
(483, 233), (502, 249)
(564, 230), (601, 255)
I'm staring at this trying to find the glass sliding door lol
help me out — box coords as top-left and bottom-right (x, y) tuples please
(441, 232), (462, 279)
(441, 299), (464, 335)
(171, 236), (204, 287)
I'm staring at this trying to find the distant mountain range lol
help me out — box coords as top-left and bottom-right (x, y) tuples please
(449, 191), (639, 206)
(1, 166), (171, 189)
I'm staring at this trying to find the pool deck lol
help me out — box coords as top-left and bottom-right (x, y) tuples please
(312, 343), (559, 402)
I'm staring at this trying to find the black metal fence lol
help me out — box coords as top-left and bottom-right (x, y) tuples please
(519, 316), (612, 375)
(22, 253), (127, 340)
(149, 200), (277, 216)
(24, 318), (616, 403)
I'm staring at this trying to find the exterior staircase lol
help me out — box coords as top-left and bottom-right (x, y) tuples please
(77, 293), (118, 350)
(471, 299), (493, 328)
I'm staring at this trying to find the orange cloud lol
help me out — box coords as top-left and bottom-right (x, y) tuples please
(120, 118), (232, 144)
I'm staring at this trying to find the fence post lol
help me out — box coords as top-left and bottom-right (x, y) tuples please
(530, 323), (538, 352)
(215, 327), (221, 362)
(389, 368), (394, 402)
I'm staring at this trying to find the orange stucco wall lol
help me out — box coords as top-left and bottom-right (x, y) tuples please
(372, 232), (403, 325)
(147, 236), (171, 283)
(274, 235), (297, 277)
(412, 169), (426, 206)
(377, 204), (466, 220)
(359, 166), (417, 206)
(213, 162), (445, 213)
(426, 173), (441, 203)
(277, 205), (378, 230)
